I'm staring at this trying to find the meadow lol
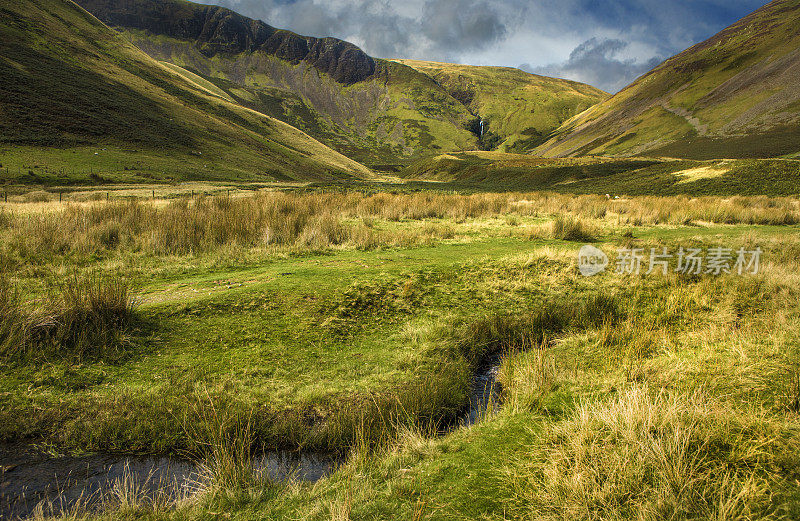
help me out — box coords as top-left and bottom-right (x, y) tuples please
(1, 187), (799, 520)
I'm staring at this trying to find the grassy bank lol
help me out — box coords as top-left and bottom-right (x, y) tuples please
(27, 233), (800, 519)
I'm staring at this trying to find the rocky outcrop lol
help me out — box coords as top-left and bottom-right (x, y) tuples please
(75, 0), (376, 85)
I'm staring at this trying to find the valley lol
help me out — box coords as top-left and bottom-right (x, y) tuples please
(2, 0), (800, 520)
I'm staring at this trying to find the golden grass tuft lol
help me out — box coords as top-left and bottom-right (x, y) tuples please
(505, 387), (800, 520)
(0, 271), (136, 362)
(550, 214), (596, 242)
(499, 347), (557, 413)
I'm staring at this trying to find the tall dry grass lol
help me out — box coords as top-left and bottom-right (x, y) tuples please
(505, 387), (800, 520)
(2, 191), (797, 262)
(0, 272), (136, 362)
(549, 215), (596, 242)
(499, 348), (557, 413)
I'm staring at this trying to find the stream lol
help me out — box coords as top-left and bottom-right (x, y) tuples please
(0, 362), (501, 520)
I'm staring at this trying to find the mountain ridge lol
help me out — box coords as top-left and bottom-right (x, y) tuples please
(74, 0), (607, 164)
(0, 0), (371, 183)
(75, 0), (478, 163)
(74, 0), (377, 85)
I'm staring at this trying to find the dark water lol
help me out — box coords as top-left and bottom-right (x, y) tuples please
(462, 357), (502, 426)
(0, 363), (501, 520)
(0, 445), (338, 520)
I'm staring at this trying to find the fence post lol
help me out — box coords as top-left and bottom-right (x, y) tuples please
(59, 191), (62, 203)
(152, 189), (155, 199)
(107, 192), (109, 201)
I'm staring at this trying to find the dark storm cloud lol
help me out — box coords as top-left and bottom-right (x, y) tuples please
(215, 0), (515, 60)
(524, 38), (664, 93)
(213, 0), (767, 91)
(420, 0), (508, 50)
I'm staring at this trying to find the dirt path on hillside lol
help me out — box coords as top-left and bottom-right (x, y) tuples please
(662, 103), (708, 135)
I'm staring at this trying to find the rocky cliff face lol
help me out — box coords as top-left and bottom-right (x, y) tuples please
(75, 0), (376, 85)
(72, 0), (480, 163)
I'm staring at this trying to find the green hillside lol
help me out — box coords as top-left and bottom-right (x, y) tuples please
(74, 0), (480, 167)
(394, 59), (608, 152)
(537, 0), (800, 159)
(0, 0), (371, 184)
(400, 151), (800, 196)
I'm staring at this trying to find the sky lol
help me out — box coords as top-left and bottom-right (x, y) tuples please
(213, 0), (768, 93)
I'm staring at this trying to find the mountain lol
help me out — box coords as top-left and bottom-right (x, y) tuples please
(394, 60), (608, 152)
(536, 0), (800, 160)
(0, 0), (371, 183)
(73, 0), (479, 166)
(74, 0), (606, 166)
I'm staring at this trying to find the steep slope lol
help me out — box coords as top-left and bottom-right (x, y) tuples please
(394, 60), (608, 152)
(0, 0), (370, 183)
(74, 0), (479, 166)
(537, 0), (800, 159)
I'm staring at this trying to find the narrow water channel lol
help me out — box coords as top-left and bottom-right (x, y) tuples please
(462, 356), (502, 426)
(0, 445), (339, 520)
(1, 363), (501, 520)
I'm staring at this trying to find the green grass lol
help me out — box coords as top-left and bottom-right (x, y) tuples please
(2, 189), (800, 520)
(45, 227), (800, 519)
(225, 223), (800, 520)
(0, 231), (557, 453)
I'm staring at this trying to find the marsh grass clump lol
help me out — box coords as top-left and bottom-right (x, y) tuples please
(322, 364), (469, 455)
(594, 317), (662, 363)
(456, 304), (573, 363)
(53, 273), (135, 354)
(505, 387), (800, 520)
(0, 272), (137, 363)
(186, 391), (281, 506)
(499, 348), (558, 413)
(580, 293), (624, 328)
(550, 215), (596, 242)
(0, 275), (27, 358)
(0, 207), (12, 229)
(785, 362), (800, 414)
(420, 221), (456, 240)
(298, 213), (350, 249)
